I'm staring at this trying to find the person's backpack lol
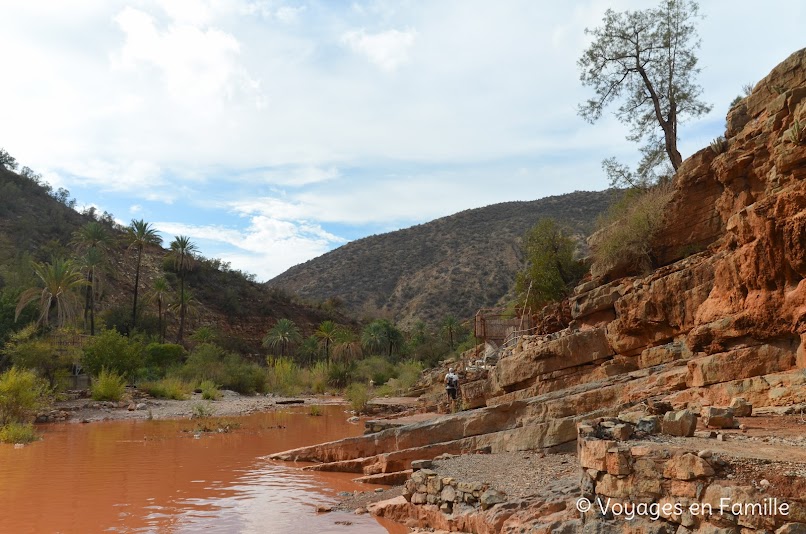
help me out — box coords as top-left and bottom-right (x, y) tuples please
(447, 375), (458, 389)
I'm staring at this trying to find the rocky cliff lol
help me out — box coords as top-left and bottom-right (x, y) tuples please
(271, 48), (806, 533)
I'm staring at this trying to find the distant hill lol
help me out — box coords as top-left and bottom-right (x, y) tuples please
(268, 190), (620, 326)
(0, 165), (349, 353)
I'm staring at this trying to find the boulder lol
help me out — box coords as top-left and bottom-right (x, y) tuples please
(479, 489), (506, 510)
(663, 453), (715, 480)
(662, 410), (697, 437)
(729, 397), (753, 417)
(701, 407), (735, 429)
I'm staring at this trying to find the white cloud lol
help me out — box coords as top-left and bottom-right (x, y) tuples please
(341, 28), (416, 72)
(154, 217), (345, 279)
(275, 5), (305, 24)
(3, 0), (806, 279)
(111, 7), (258, 105)
(241, 166), (341, 186)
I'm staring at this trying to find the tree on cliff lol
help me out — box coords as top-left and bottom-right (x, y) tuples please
(515, 218), (586, 311)
(578, 0), (711, 187)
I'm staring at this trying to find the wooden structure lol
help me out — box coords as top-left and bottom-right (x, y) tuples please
(474, 308), (532, 349)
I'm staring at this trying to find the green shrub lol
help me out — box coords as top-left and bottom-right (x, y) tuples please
(353, 356), (396, 386)
(308, 405), (322, 416)
(224, 361), (267, 395)
(82, 329), (144, 379)
(145, 343), (186, 369)
(266, 357), (301, 396)
(199, 380), (221, 400)
(395, 360), (423, 392)
(515, 218), (587, 310)
(327, 361), (353, 389)
(140, 377), (191, 400)
(4, 338), (74, 389)
(308, 360), (330, 394)
(710, 136), (728, 154)
(0, 367), (49, 425)
(191, 402), (215, 419)
(345, 382), (370, 413)
(591, 184), (675, 276)
(178, 344), (266, 395)
(0, 422), (39, 444)
(91, 368), (127, 401)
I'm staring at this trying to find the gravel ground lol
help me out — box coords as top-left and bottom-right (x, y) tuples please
(430, 451), (579, 499)
(336, 450), (580, 513)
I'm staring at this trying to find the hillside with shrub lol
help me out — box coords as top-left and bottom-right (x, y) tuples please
(268, 189), (620, 326)
(0, 163), (350, 355)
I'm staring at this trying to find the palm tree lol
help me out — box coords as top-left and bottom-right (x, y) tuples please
(362, 319), (404, 359)
(168, 289), (200, 338)
(147, 277), (170, 343)
(72, 222), (111, 335)
(441, 315), (460, 351)
(15, 258), (87, 328)
(127, 220), (163, 329)
(361, 320), (387, 356)
(332, 328), (363, 363)
(315, 320), (339, 363)
(167, 235), (198, 344)
(262, 318), (302, 359)
(298, 335), (320, 366)
(75, 247), (106, 335)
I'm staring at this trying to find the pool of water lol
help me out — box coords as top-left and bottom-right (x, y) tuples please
(0, 405), (405, 533)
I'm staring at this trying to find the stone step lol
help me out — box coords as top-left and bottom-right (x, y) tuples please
(353, 470), (412, 485)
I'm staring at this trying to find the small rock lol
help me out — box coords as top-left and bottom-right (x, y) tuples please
(479, 489), (506, 510)
(374, 488), (384, 493)
(411, 459), (433, 470)
(697, 450), (713, 459)
(354, 508), (367, 515)
(316, 505), (332, 513)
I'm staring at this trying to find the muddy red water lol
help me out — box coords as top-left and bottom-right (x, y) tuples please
(0, 405), (406, 533)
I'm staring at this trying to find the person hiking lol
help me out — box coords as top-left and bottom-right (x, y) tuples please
(445, 368), (459, 411)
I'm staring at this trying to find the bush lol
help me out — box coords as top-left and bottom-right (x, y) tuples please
(140, 377), (191, 400)
(353, 356), (396, 386)
(178, 343), (266, 395)
(327, 361), (353, 389)
(1, 326), (76, 388)
(345, 382), (370, 414)
(0, 422), (39, 444)
(515, 218), (587, 310)
(0, 367), (49, 425)
(82, 329), (144, 379)
(591, 184), (675, 276)
(90, 368), (127, 401)
(199, 380), (221, 400)
(308, 360), (330, 394)
(145, 343), (186, 369)
(266, 357), (301, 396)
(191, 402), (215, 419)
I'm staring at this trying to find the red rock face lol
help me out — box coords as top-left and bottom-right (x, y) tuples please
(598, 48), (806, 361)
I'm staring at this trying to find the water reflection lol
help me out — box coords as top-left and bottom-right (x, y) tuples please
(0, 405), (404, 533)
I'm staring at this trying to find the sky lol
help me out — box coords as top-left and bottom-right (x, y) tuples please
(0, 0), (803, 281)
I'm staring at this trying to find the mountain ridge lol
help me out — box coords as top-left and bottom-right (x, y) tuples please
(268, 189), (620, 325)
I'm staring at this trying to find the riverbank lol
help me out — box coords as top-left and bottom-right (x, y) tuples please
(46, 389), (420, 423)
